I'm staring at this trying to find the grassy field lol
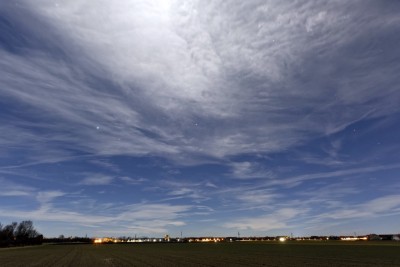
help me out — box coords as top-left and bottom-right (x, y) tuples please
(1, 241), (400, 266)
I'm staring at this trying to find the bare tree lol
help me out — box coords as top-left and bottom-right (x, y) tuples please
(1, 221), (42, 246)
(15, 220), (39, 240)
(0, 222), (17, 243)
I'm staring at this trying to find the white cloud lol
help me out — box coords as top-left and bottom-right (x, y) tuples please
(365, 195), (400, 213)
(0, 178), (35, 197)
(320, 195), (400, 220)
(0, 190), (31, 197)
(168, 188), (193, 196)
(117, 203), (191, 221)
(119, 176), (147, 184)
(80, 174), (115, 185)
(229, 161), (275, 179)
(37, 191), (65, 203)
(235, 189), (279, 206)
(205, 182), (218, 188)
(0, 197), (193, 235)
(158, 180), (211, 203)
(224, 208), (303, 231)
(266, 163), (400, 187)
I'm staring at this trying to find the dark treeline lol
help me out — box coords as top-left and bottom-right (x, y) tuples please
(0, 220), (43, 247)
(44, 235), (92, 244)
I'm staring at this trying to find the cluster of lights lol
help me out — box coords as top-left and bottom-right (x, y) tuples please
(93, 238), (123, 244)
(93, 235), (376, 244)
(188, 238), (224, 242)
(341, 237), (368, 241)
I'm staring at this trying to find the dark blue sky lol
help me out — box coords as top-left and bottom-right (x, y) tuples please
(1, 0), (400, 237)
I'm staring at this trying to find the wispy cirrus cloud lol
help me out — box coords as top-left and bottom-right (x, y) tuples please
(157, 180), (212, 203)
(119, 176), (148, 185)
(0, 178), (35, 197)
(320, 195), (400, 220)
(224, 208), (304, 231)
(235, 189), (280, 207)
(266, 163), (400, 187)
(36, 191), (66, 204)
(1, 0), (399, 167)
(229, 161), (275, 179)
(0, 190), (193, 235)
(79, 174), (115, 186)
(0, 189), (32, 197)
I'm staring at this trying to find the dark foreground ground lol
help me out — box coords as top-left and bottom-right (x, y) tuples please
(1, 241), (400, 266)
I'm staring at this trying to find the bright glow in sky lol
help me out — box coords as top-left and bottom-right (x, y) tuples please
(1, 0), (400, 237)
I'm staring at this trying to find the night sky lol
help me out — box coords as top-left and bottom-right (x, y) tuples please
(1, 0), (400, 238)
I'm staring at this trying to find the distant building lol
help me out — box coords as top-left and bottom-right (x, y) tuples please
(367, 234), (381, 241)
(379, 235), (394, 241)
(164, 234), (170, 242)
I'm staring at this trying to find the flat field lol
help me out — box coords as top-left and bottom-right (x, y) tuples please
(1, 241), (400, 266)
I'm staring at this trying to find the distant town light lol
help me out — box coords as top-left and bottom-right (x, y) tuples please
(279, 237), (286, 242)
